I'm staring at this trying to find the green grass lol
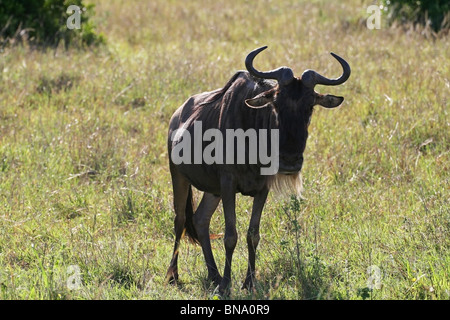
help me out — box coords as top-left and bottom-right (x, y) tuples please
(0, 0), (448, 300)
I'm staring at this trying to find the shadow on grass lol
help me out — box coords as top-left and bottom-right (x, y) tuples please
(233, 255), (347, 300)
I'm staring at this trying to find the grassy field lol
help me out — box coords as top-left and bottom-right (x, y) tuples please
(0, 0), (448, 300)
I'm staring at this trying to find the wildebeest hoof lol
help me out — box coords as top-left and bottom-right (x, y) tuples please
(165, 267), (179, 286)
(242, 278), (256, 291)
(209, 274), (222, 287)
(218, 280), (231, 297)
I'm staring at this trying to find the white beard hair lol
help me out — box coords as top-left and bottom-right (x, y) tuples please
(268, 172), (304, 200)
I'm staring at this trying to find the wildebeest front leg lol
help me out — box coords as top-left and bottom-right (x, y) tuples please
(219, 174), (237, 295)
(193, 192), (222, 286)
(243, 186), (269, 290)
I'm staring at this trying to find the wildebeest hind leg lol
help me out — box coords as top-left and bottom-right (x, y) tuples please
(165, 167), (190, 285)
(193, 192), (221, 286)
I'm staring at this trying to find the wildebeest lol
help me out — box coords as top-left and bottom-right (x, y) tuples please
(165, 46), (350, 294)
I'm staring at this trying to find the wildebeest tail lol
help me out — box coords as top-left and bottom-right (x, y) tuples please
(184, 185), (200, 244)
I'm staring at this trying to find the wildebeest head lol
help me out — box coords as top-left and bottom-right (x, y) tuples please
(244, 46), (351, 175)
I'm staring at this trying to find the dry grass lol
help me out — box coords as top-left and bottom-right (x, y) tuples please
(0, 0), (448, 299)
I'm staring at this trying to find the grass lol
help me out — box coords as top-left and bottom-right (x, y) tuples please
(0, 0), (448, 300)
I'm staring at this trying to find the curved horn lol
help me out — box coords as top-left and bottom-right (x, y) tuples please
(301, 52), (351, 88)
(245, 46), (295, 86)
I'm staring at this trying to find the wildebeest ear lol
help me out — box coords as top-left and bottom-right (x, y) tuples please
(315, 94), (344, 108)
(245, 91), (275, 109)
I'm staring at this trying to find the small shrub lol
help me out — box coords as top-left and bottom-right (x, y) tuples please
(0, 0), (104, 48)
(383, 0), (450, 32)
